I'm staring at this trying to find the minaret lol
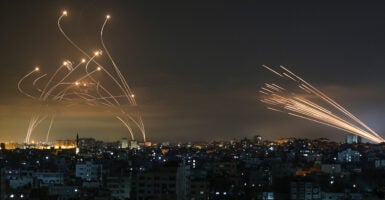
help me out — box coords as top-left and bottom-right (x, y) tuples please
(76, 133), (80, 155)
(76, 133), (79, 147)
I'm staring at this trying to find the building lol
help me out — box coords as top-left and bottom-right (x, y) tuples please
(106, 176), (131, 200)
(290, 181), (321, 200)
(121, 138), (128, 149)
(253, 135), (263, 144)
(132, 165), (177, 200)
(54, 140), (76, 149)
(176, 160), (191, 200)
(374, 159), (385, 168)
(48, 186), (80, 199)
(346, 134), (361, 144)
(35, 172), (64, 186)
(130, 140), (138, 149)
(337, 148), (361, 163)
(321, 164), (341, 174)
(75, 161), (102, 181)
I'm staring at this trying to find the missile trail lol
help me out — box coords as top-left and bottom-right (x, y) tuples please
(259, 65), (385, 143)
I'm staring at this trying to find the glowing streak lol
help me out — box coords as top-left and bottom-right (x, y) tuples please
(18, 69), (39, 99)
(116, 116), (135, 140)
(19, 10), (147, 144)
(45, 115), (55, 143)
(262, 65), (283, 77)
(282, 72), (297, 82)
(281, 65), (383, 140)
(267, 107), (284, 113)
(33, 74), (47, 86)
(259, 90), (268, 95)
(259, 65), (385, 143)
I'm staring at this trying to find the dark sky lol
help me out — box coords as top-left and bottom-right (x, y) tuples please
(1, 1), (385, 143)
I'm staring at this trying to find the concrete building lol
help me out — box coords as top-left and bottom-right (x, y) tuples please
(130, 140), (138, 149)
(176, 160), (191, 200)
(132, 166), (177, 200)
(106, 176), (131, 200)
(290, 181), (321, 200)
(345, 134), (361, 144)
(34, 172), (64, 186)
(321, 164), (341, 174)
(75, 161), (102, 181)
(337, 148), (361, 163)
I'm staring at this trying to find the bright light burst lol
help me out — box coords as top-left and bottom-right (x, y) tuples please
(18, 10), (146, 144)
(258, 65), (385, 143)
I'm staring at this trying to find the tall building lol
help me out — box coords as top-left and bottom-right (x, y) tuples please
(176, 160), (191, 200)
(0, 167), (5, 200)
(345, 134), (361, 144)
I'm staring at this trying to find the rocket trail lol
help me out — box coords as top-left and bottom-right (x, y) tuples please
(19, 10), (147, 144)
(259, 65), (385, 143)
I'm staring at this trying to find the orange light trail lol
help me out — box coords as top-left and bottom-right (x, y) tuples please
(259, 65), (385, 143)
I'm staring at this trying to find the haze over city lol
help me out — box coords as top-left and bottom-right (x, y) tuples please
(2, 1), (385, 143)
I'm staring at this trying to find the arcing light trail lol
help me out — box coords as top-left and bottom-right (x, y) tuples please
(259, 65), (385, 143)
(18, 10), (146, 144)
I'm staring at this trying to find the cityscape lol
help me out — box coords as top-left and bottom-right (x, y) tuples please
(1, 135), (385, 199)
(2, 1), (385, 200)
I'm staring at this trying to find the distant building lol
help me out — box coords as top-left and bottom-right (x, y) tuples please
(130, 140), (138, 149)
(253, 135), (263, 144)
(121, 138), (128, 149)
(338, 148), (361, 163)
(346, 134), (361, 144)
(78, 138), (97, 150)
(54, 140), (76, 149)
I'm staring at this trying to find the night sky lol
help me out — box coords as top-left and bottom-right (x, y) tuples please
(1, 1), (385, 143)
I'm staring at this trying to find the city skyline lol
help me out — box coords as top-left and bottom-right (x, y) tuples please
(2, 1), (385, 143)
